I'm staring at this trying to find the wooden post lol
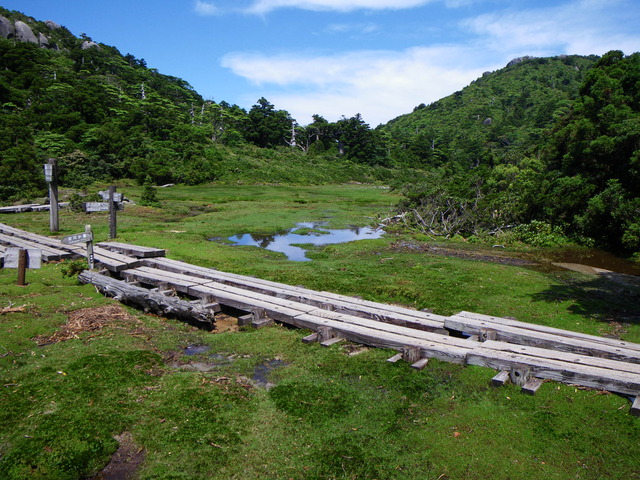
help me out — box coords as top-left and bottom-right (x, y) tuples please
(108, 186), (117, 239)
(45, 158), (59, 233)
(85, 225), (95, 269)
(17, 248), (27, 286)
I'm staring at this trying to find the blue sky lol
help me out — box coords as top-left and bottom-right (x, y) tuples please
(3, 0), (640, 125)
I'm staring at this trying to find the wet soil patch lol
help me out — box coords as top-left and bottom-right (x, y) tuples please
(390, 241), (536, 267)
(89, 431), (145, 480)
(251, 358), (287, 389)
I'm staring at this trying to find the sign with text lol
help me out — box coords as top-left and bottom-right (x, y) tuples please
(98, 191), (123, 202)
(61, 231), (93, 245)
(5, 248), (42, 269)
(85, 202), (124, 212)
(43, 164), (54, 182)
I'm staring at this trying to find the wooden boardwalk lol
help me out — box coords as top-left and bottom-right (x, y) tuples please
(1, 222), (639, 414)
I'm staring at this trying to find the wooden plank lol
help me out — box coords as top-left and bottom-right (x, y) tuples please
(304, 308), (474, 351)
(631, 397), (640, 417)
(188, 284), (313, 322)
(122, 267), (203, 293)
(387, 353), (403, 363)
(0, 233), (72, 261)
(454, 311), (640, 353)
(302, 332), (319, 344)
(411, 358), (430, 370)
(522, 378), (545, 395)
(446, 315), (640, 364)
(291, 313), (470, 365)
(481, 340), (640, 376)
(96, 241), (166, 258)
(467, 347), (640, 396)
(142, 256), (447, 332)
(491, 370), (510, 387)
(320, 337), (345, 347)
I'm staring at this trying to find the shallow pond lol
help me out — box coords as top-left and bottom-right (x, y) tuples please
(224, 222), (383, 261)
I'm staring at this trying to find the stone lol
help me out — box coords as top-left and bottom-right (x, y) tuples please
(0, 15), (15, 38)
(38, 33), (50, 48)
(45, 20), (62, 30)
(14, 20), (38, 44)
(81, 40), (100, 50)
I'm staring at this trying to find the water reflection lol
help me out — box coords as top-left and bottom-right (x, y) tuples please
(227, 222), (383, 261)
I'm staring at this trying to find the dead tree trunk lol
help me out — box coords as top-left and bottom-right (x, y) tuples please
(78, 270), (218, 327)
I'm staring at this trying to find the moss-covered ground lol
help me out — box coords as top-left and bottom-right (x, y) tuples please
(1, 183), (639, 479)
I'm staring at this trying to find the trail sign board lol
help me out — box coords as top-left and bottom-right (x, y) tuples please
(98, 191), (123, 202)
(85, 202), (110, 212)
(43, 164), (54, 183)
(85, 202), (124, 212)
(62, 231), (93, 245)
(5, 248), (42, 269)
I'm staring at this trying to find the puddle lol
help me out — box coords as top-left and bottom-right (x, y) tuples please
(183, 345), (211, 355)
(223, 222), (384, 261)
(252, 358), (286, 389)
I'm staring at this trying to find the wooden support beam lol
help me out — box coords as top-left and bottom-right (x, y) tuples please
(411, 358), (430, 370)
(402, 346), (421, 364)
(320, 337), (345, 347)
(302, 332), (319, 344)
(491, 370), (510, 387)
(238, 314), (253, 327)
(509, 364), (531, 387)
(522, 378), (544, 395)
(387, 353), (403, 363)
(480, 328), (497, 341)
(631, 397), (640, 417)
(251, 307), (274, 329)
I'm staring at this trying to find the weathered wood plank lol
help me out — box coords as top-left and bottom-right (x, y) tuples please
(522, 378), (545, 395)
(491, 370), (510, 387)
(387, 353), (403, 363)
(411, 358), (430, 370)
(0, 233), (72, 261)
(290, 313), (470, 365)
(96, 241), (166, 258)
(446, 315), (640, 364)
(454, 311), (640, 353)
(142, 256), (447, 332)
(467, 347), (640, 396)
(481, 340), (640, 376)
(631, 397), (640, 417)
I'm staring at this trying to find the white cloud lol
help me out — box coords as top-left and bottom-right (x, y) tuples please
(222, 47), (491, 125)
(245, 0), (436, 15)
(462, 0), (640, 56)
(194, 0), (219, 16)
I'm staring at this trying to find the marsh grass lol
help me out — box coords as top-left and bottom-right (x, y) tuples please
(1, 184), (639, 479)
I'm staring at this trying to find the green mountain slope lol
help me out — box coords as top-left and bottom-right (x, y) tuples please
(383, 55), (598, 168)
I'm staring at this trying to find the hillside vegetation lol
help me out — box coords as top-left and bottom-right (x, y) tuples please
(1, 6), (639, 256)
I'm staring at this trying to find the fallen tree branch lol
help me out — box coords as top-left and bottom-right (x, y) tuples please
(78, 270), (217, 326)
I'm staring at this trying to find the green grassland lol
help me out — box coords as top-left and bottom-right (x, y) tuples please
(1, 184), (639, 479)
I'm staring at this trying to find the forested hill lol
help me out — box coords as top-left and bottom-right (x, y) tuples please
(382, 55), (599, 168)
(388, 51), (640, 255)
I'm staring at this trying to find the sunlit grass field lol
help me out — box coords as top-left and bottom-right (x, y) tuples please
(1, 183), (639, 479)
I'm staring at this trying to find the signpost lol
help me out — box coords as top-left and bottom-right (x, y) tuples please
(62, 225), (94, 269)
(5, 248), (42, 286)
(85, 186), (123, 238)
(44, 158), (59, 233)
